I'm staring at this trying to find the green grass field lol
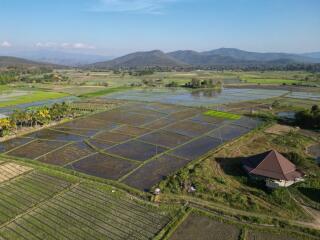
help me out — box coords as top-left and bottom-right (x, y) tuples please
(0, 91), (69, 107)
(241, 77), (301, 84)
(204, 110), (241, 120)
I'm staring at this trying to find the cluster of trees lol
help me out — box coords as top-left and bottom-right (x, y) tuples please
(0, 69), (66, 85)
(19, 73), (69, 84)
(0, 71), (19, 84)
(0, 102), (73, 137)
(129, 69), (155, 76)
(295, 105), (320, 129)
(184, 78), (222, 89)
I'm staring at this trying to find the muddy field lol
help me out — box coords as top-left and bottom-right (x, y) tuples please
(1, 102), (261, 191)
(170, 214), (241, 240)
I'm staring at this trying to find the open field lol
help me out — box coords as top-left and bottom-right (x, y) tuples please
(159, 124), (319, 221)
(0, 160), (175, 240)
(0, 70), (320, 239)
(1, 102), (261, 192)
(167, 210), (314, 240)
(0, 90), (69, 108)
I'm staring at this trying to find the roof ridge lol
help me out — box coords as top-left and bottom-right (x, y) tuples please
(271, 150), (288, 180)
(248, 150), (272, 173)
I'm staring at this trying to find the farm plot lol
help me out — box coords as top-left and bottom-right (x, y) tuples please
(231, 117), (261, 129)
(122, 154), (191, 191)
(143, 102), (187, 114)
(106, 140), (168, 162)
(37, 141), (96, 166)
(111, 125), (152, 137)
(0, 137), (34, 153)
(0, 162), (32, 183)
(0, 183), (173, 240)
(247, 231), (300, 240)
(1, 101), (260, 191)
(7, 140), (67, 159)
(24, 128), (85, 142)
(66, 153), (138, 180)
(169, 109), (202, 120)
(142, 117), (177, 129)
(58, 117), (119, 130)
(170, 214), (241, 240)
(92, 108), (159, 126)
(208, 125), (250, 143)
(0, 170), (71, 225)
(93, 131), (133, 143)
(170, 136), (221, 160)
(86, 139), (116, 150)
(138, 130), (191, 148)
(190, 114), (226, 125)
(164, 120), (219, 138)
(51, 127), (100, 137)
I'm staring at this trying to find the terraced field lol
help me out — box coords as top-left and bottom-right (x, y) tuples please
(0, 161), (174, 240)
(1, 102), (261, 192)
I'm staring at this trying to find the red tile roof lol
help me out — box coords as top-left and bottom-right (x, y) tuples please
(242, 150), (304, 181)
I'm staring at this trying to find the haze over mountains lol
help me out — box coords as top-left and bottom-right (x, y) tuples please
(0, 49), (112, 67)
(1, 48), (320, 69)
(87, 48), (320, 69)
(0, 56), (63, 69)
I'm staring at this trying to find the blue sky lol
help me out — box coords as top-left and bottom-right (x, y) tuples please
(0, 0), (320, 56)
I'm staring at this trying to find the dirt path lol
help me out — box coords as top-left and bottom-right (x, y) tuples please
(299, 205), (320, 230)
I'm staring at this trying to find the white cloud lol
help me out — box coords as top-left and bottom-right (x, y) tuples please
(92, 0), (178, 14)
(1, 41), (12, 48)
(36, 42), (95, 50)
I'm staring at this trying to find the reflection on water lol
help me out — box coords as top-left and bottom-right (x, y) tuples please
(103, 88), (289, 107)
(0, 96), (79, 115)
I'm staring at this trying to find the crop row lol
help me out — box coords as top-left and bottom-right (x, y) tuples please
(0, 170), (71, 224)
(0, 183), (171, 240)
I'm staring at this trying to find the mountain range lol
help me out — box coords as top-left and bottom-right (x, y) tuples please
(1, 48), (320, 69)
(0, 56), (63, 69)
(0, 49), (112, 67)
(87, 48), (320, 69)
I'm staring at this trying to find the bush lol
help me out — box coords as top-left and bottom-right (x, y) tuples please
(295, 105), (320, 129)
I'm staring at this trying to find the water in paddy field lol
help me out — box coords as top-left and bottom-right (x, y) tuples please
(102, 88), (290, 107)
(0, 96), (79, 115)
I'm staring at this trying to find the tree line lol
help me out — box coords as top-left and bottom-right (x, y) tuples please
(0, 102), (74, 137)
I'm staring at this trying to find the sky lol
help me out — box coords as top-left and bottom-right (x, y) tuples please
(0, 0), (320, 56)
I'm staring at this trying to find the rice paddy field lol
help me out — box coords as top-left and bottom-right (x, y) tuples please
(0, 160), (176, 240)
(168, 211), (312, 240)
(1, 102), (261, 192)
(1, 69), (320, 239)
(102, 88), (291, 107)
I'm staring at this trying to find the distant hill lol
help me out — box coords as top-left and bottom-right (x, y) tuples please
(85, 48), (320, 70)
(301, 52), (320, 60)
(0, 49), (111, 67)
(0, 56), (64, 69)
(86, 50), (189, 69)
(168, 48), (320, 67)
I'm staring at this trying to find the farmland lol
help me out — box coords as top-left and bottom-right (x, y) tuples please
(1, 101), (261, 191)
(0, 160), (175, 240)
(1, 69), (320, 239)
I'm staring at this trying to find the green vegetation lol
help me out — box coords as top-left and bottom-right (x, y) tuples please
(184, 78), (222, 89)
(295, 105), (320, 129)
(241, 77), (301, 85)
(0, 102), (74, 136)
(204, 110), (241, 120)
(0, 91), (68, 108)
(79, 86), (131, 98)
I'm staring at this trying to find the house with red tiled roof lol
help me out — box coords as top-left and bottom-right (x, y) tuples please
(242, 150), (305, 188)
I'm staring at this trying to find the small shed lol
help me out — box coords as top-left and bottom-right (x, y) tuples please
(242, 150), (304, 188)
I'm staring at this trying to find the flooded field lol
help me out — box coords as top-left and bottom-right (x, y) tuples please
(1, 102), (261, 191)
(102, 88), (289, 107)
(0, 96), (79, 115)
